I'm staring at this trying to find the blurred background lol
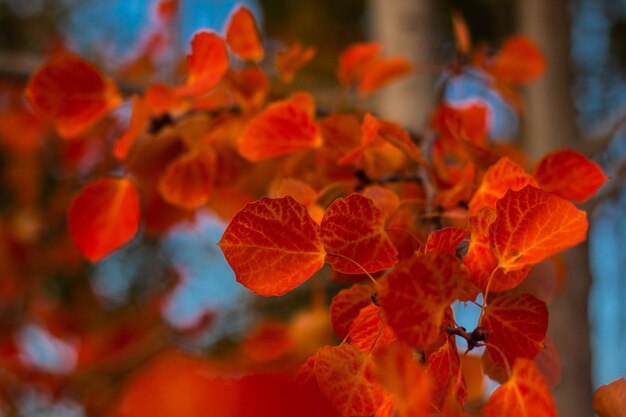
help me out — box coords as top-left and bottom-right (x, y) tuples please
(0, 1), (625, 416)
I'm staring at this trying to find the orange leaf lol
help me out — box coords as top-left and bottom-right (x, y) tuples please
(347, 304), (396, 352)
(314, 344), (385, 416)
(26, 54), (121, 138)
(427, 339), (467, 409)
(593, 378), (626, 417)
(338, 43), (381, 86)
(361, 185), (400, 219)
(276, 43), (316, 83)
(425, 227), (466, 255)
(432, 103), (489, 146)
(330, 283), (375, 338)
(491, 185), (588, 272)
(114, 96), (150, 160)
(534, 335), (561, 387)
(358, 57), (413, 96)
(482, 358), (555, 417)
(480, 293), (548, 367)
(273, 178), (318, 208)
(68, 177), (140, 261)
(338, 112), (380, 165)
(379, 253), (462, 350)
(242, 321), (294, 362)
(176, 31), (228, 97)
(469, 157), (537, 214)
(534, 149), (608, 202)
(237, 93), (322, 161)
(451, 11), (471, 55)
(157, 150), (216, 209)
(218, 196), (325, 296)
(225, 6), (264, 62)
(377, 119), (426, 165)
(227, 67), (268, 113)
(489, 36), (545, 84)
(321, 194), (398, 274)
(373, 341), (433, 417)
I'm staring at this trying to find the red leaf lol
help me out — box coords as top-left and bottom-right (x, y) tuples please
(218, 196), (325, 296)
(469, 157), (537, 214)
(358, 57), (413, 96)
(338, 43), (381, 86)
(425, 227), (466, 255)
(26, 54), (121, 138)
(427, 339), (467, 409)
(176, 31), (228, 97)
(593, 378), (626, 417)
(379, 253), (462, 350)
(237, 93), (322, 161)
(483, 359), (555, 417)
(68, 177), (140, 261)
(314, 344), (385, 416)
(491, 185), (588, 272)
(157, 150), (216, 210)
(433, 103), (489, 145)
(347, 304), (395, 352)
(321, 194), (398, 274)
(225, 6), (264, 62)
(330, 284), (375, 338)
(534, 149), (607, 202)
(114, 96), (150, 160)
(276, 43), (316, 83)
(488, 36), (545, 84)
(373, 341), (433, 417)
(480, 293), (548, 367)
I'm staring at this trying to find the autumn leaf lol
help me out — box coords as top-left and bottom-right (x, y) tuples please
(276, 43), (316, 83)
(482, 358), (555, 417)
(218, 196), (325, 296)
(237, 93), (322, 161)
(433, 103), (489, 146)
(373, 341), (433, 417)
(426, 338), (467, 409)
(114, 95), (150, 160)
(491, 185), (588, 272)
(425, 227), (466, 255)
(361, 185), (400, 219)
(469, 157), (538, 214)
(358, 57), (413, 96)
(534, 149), (608, 202)
(26, 54), (121, 138)
(330, 283), (375, 338)
(347, 304), (396, 352)
(338, 43), (382, 86)
(451, 11), (471, 55)
(314, 344), (385, 416)
(321, 194), (398, 274)
(157, 150), (216, 210)
(176, 31), (229, 97)
(68, 177), (140, 261)
(379, 253), (462, 350)
(481, 293), (548, 368)
(225, 6), (264, 62)
(488, 36), (545, 84)
(593, 378), (626, 417)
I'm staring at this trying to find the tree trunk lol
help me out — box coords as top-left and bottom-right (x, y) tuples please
(518, 1), (594, 416)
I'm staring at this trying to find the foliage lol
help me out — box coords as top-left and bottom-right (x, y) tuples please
(0, 1), (621, 416)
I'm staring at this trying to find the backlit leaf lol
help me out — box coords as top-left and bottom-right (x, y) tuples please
(321, 194), (398, 274)
(373, 341), (433, 417)
(347, 304), (396, 352)
(480, 293), (548, 367)
(218, 196), (325, 296)
(314, 344), (385, 416)
(593, 378), (626, 417)
(469, 157), (537, 214)
(237, 93), (322, 161)
(114, 96), (150, 160)
(534, 149), (607, 202)
(358, 57), (413, 96)
(68, 177), (140, 261)
(26, 54), (121, 138)
(482, 359), (555, 417)
(427, 339), (467, 409)
(176, 31), (228, 97)
(425, 227), (466, 255)
(158, 150), (216, 210)
(488, 36), (545, 84)
(330, 283), (375, 338)
(338, 43), (381, 86)
(276, 43), (316, 83)
(379, 253), (462, 350)
(225, 6), (264, 62)
(491, 185), (588, 271)
(361, 185), (400, 219)
(433, 103), (488, 146)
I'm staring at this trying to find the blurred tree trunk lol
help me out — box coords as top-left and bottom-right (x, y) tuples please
(368, 0), (438, 130)
(518, 1), (594, 416)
